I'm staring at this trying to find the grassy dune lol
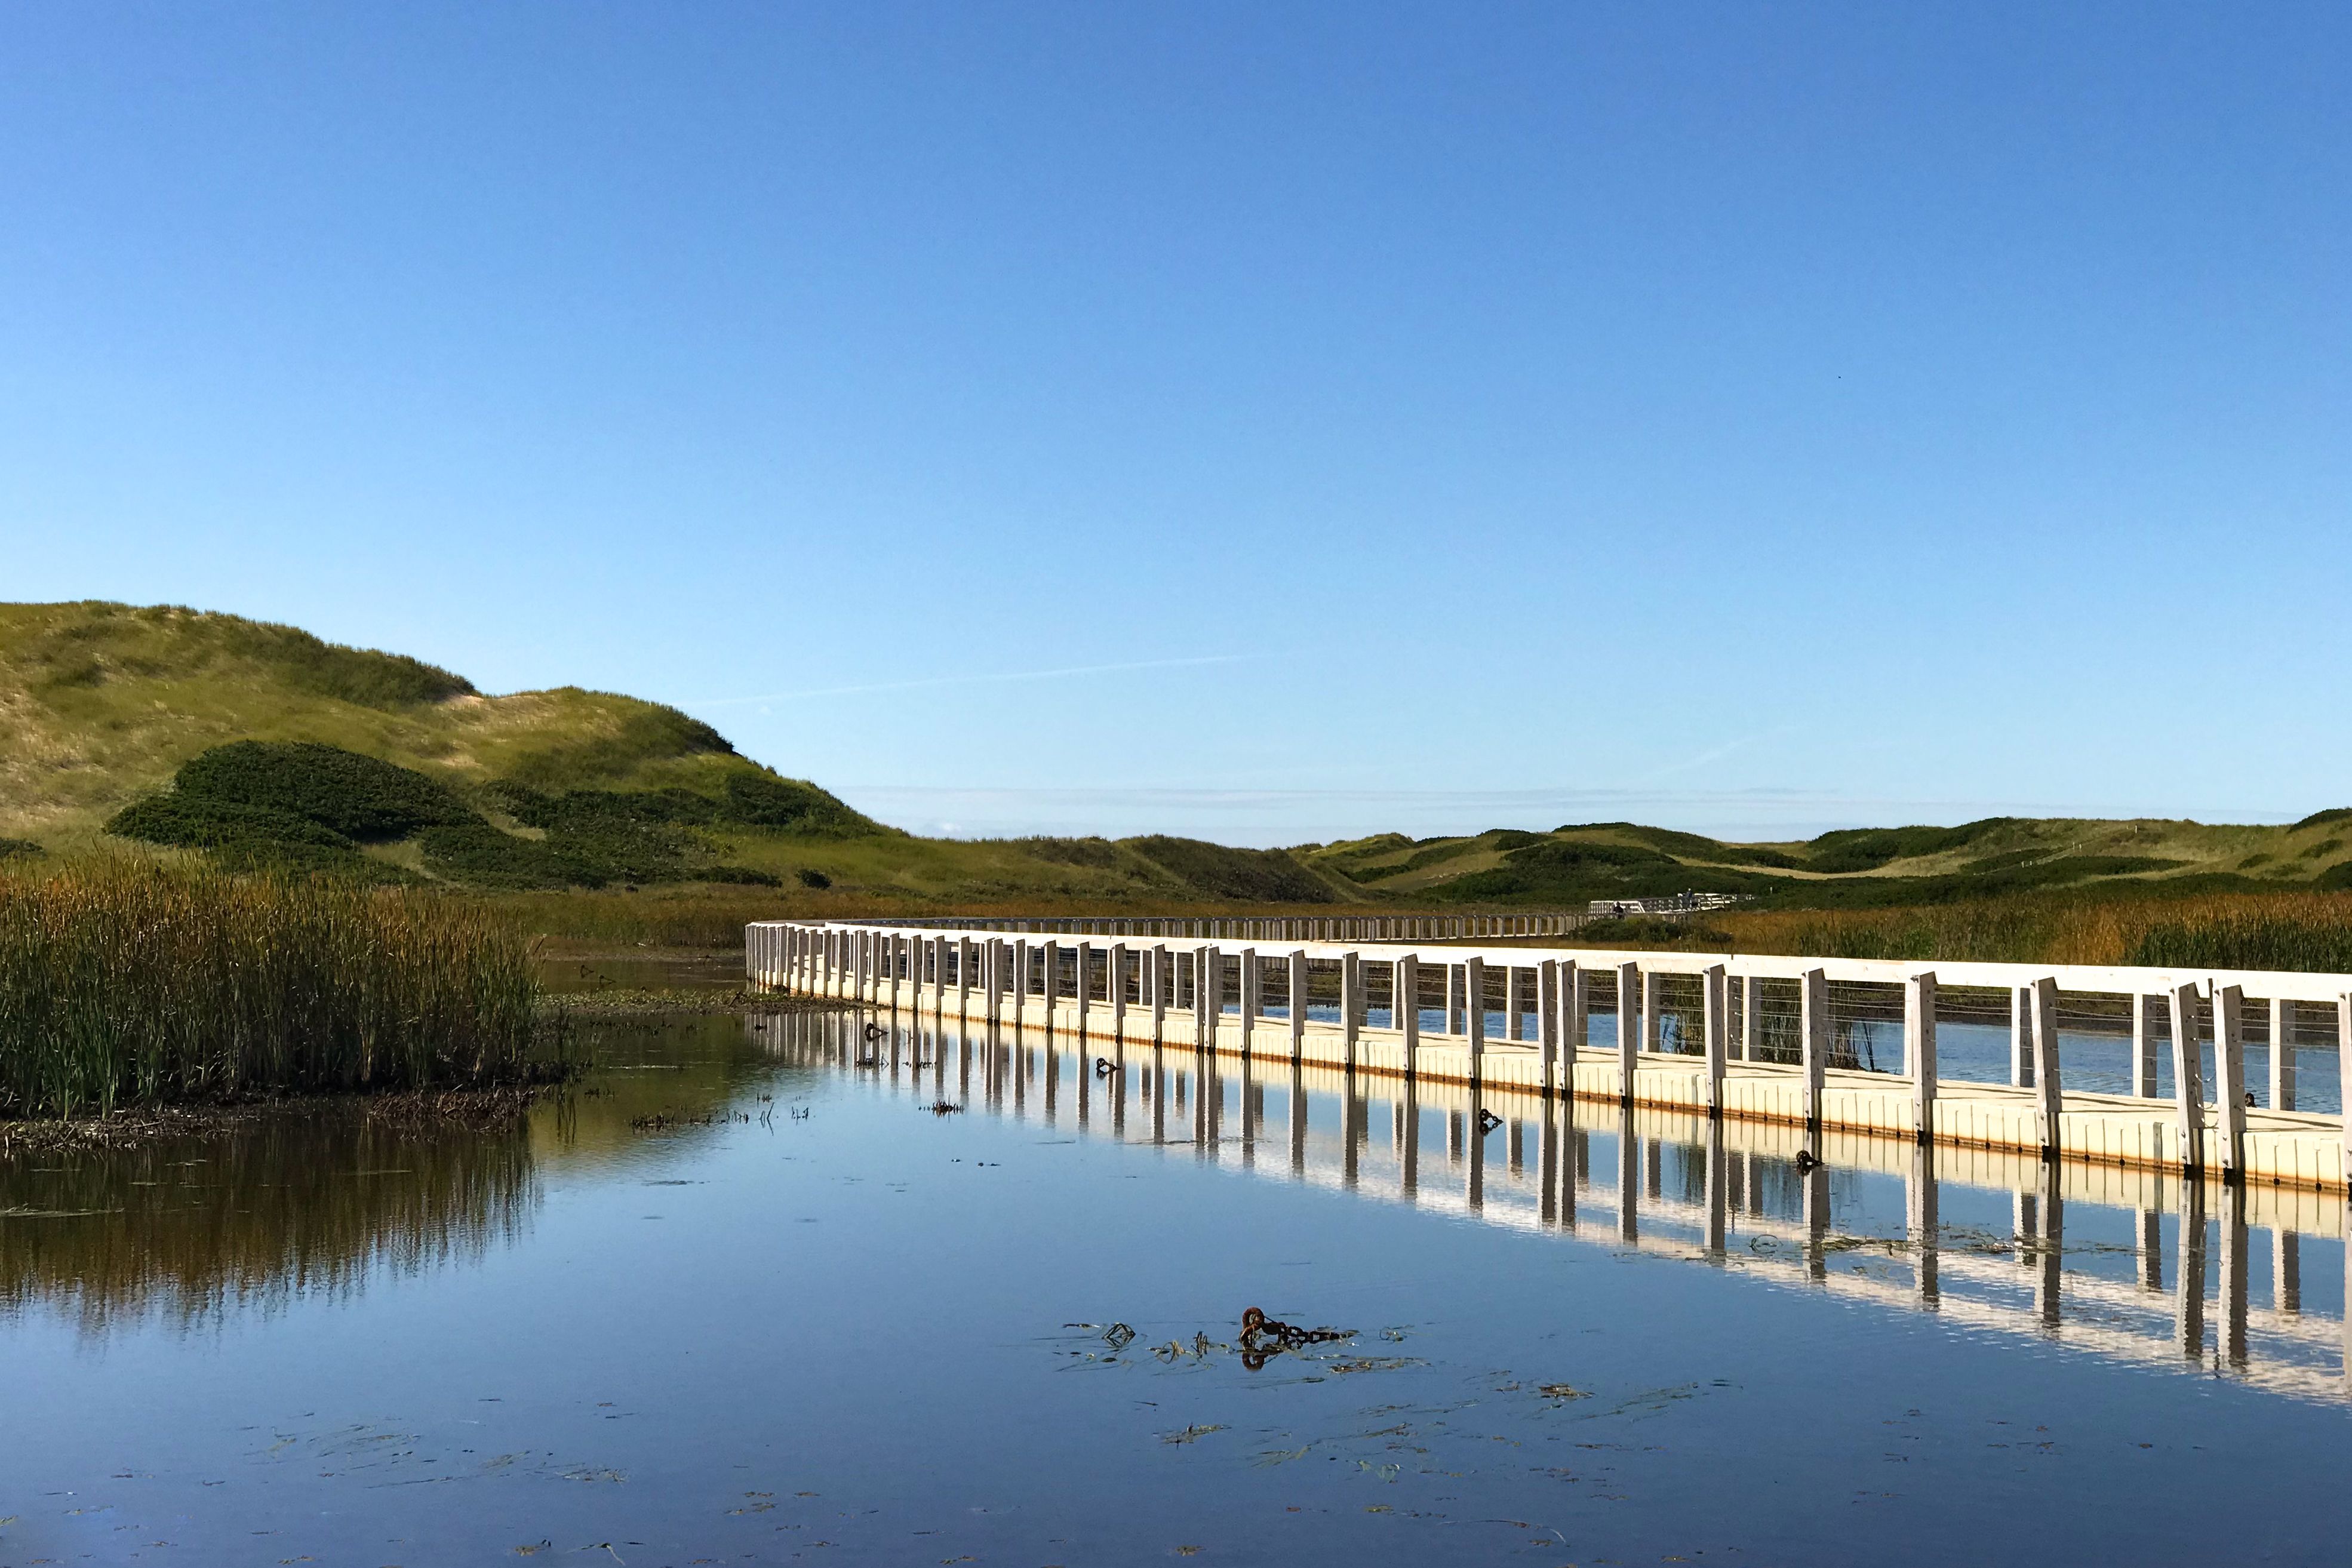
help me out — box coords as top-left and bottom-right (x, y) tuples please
(0, 601), (768, 853)
(1299, 814), (2352, 908)
(11, 601), (2352, 926)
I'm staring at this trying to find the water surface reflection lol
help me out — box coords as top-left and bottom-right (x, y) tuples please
(4, 1008), (2350, 1567)
(782, 1010), (2352, 1406)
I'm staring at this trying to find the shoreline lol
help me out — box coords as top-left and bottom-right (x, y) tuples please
(0, 1080), (564, 1155)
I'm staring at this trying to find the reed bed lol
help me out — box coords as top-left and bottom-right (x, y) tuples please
(0, 860), (559, 1120)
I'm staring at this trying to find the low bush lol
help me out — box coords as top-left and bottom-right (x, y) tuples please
(171, 741), (473, 840)
(107, 793), (358, 854)
(697, 865), (783, 887)
(417, 822), (620, 890)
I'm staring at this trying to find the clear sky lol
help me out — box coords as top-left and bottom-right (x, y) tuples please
(4, 4), (2347, 845)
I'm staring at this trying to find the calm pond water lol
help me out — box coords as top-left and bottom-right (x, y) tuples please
(4, 1007), (2350, 1566)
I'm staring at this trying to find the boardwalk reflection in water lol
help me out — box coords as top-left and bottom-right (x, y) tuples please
(761, 1009), (2352, 1406)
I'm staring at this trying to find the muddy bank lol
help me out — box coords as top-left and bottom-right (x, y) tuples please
(0, 1080), (567, 1155)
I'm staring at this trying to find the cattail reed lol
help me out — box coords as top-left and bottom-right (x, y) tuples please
(0, 860), (558, 1120)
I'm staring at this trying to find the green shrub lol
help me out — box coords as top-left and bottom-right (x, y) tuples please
(107, 793), (356, 853)
(418, 822), (620, 890)
(796, 868), (832, 889)
(698, 865), (783, 887)
(173, 741), (472, 840)
(488, 773), (873, 838)
(0, 840), (40, 860)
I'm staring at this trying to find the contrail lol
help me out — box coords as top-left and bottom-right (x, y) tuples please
(686, 653), (1253, 706)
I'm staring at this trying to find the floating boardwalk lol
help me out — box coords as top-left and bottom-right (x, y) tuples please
(746, 919), (2352, 1194)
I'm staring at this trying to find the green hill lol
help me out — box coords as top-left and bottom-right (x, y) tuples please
(0, 602), (1351, 905)
(6, 601), (2344, 913)
(0, 601), (771, 847)
(1298, 812), (2352, 908)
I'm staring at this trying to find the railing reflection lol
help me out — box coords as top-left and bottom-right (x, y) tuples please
(758, 1009), (2352, 1406)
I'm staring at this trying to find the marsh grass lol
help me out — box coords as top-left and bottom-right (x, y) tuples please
(1715, 891), (2352, 972)
(0, 860), (559, 1119)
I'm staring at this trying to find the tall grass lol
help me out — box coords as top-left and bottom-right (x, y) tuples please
(0, 860), (558, 1119)
(1715, 891), (2352, 973)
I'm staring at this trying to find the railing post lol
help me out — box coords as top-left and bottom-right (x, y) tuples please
(2031, 976), (2063, 1161)
(1239, 947), (1258, 1056)
(2169, 979), (2204, 1172)
(1109, 943), (1127, 1040)
(1288, 949), (1307, 1061)
(1616, 961), (1640, 1105)
(1151, 944), (1168, 1045)
(1739, 973), (1757, 1060)
(1342, 950), (1361, 1071)
(1801, 967), (1828, 1129)
(1012, 939), (1029, 1029)
(1642, 969), (1662, 1055)
(1199, 945), (1220, 1051)
(1506, 965), (1525, 1041)
(1464, 954), (1482, 1072)
(1075, 940), (1093, 1038)
(1396, 953), (1418, 1075)
(1538, 960), (1560, 1096)
(1907, 971), (1938, 1144)
(1566, 961), (1587, 1077)
(2215, 982), (2247, 1179)
(1702, 963), (1727, 1116)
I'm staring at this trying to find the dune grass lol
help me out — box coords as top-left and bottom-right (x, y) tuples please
(0, 860), (561, 1120)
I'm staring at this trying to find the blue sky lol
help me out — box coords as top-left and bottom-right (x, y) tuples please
(4, 4), (2347, 844)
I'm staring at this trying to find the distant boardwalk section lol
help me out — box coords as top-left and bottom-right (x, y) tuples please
(749, 918), (2352, 1193)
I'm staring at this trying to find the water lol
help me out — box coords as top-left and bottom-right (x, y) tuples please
(4, 1008), (2350, 1564)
